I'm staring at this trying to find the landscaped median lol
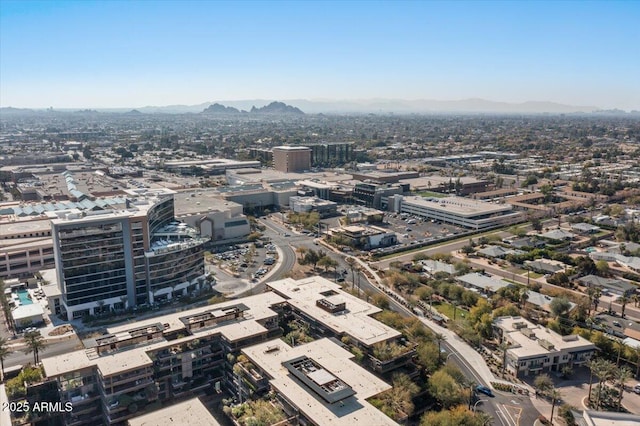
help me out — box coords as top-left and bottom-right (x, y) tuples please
(491, 381), (530, 396)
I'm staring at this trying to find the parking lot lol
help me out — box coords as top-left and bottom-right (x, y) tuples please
(208, 242), (278, 283)
(383, 212), (467, 243)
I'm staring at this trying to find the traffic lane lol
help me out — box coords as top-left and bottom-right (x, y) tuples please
(4, 336), (82, 368)
(373, 231), (512, 269)
(439, 342), (534, 426)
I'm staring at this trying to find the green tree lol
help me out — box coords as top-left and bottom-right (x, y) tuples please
(550, 297), (572, 318)
(317, 256), (338, 273)
(428, 370), (465, 408)
(416, 341), (440, 375)
(595, 260), (610, 277)
(421, 405), (489, 426)
(534, 373), (554, 396)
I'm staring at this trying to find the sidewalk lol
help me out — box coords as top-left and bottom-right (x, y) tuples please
(0, 384), (11, 426)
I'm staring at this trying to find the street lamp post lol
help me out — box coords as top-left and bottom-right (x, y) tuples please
(473, 399), (488, 412)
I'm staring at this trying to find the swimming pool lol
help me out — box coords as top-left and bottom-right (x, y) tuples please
(17, 289), (33, 305)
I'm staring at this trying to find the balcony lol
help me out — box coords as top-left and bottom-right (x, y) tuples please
(101, 377), (154, 398)
(102, 369), (153, 388)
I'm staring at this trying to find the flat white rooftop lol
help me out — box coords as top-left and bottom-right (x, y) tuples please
(267, 276), (400, 347)
(495, 316), (595, 359)
(242, 338), (396, 426)
(42, 292), (287, 378)
(128, 397), (220, 426)
(402, 195), (513, 217)
(12, 303), (44, 320)
(107, 292), (284, 337)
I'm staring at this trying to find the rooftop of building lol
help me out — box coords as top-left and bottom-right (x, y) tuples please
(242, 338), (396, 426)
(127, 397), (220, 426)
(289, 196), (338, 206)
(399, 175), (486, 186)
(401, 195), (513, 216)
(0, 217), (53, 236)
(12, 303), (44, 320)
(272, 145), (312, 151)
(107, 292), (284, 337)
(457, 272), (512, 292)
(495, 316), (595, 359)
(162, 158), (260, 167)
(42, 292), (287, 378)
(267, 276), (401, 347)
(173, 189), (244, 216)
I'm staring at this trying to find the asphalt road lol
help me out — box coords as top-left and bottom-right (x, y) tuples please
(4, 336), (82, 368)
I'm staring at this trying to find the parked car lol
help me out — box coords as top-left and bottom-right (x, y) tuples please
(476, 385), (494, 397)
(634, 384), (640, 395)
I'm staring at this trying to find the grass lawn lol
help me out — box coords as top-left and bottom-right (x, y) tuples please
(434, 302), (469, 321)
(415, 191), (448, 198)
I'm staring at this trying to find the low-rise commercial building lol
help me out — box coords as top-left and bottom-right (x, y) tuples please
(352, 182), (407, 209)
(389, 195), (524, 230)
(494, 316), (595, 378)
(330, 225), (398, 251)
(289, 196), (338, 217)
(173, 190), (250, 241)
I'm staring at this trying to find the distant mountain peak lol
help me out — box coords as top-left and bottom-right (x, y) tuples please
(249, 101), (304, 115)
(202, 103), (241, 114)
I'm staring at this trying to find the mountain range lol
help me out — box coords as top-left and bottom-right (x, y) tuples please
(202, 101), (304, 115)
(4, 99), (639, 115)
(131, 98), (603, 114)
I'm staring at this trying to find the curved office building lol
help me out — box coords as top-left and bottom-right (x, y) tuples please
(49, 190), (206, 320)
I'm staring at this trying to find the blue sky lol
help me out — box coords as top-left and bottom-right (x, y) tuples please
(1, 0), (639, 109)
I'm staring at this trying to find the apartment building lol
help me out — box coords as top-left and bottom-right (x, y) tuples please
(241, 338), (397, 426)
(31, 277), (405, 425)
(493, 316), (595, 378)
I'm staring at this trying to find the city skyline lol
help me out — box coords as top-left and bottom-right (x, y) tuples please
(1, 0), (639, 110)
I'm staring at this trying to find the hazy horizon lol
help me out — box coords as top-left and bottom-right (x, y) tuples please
(1, 1), (639, 110)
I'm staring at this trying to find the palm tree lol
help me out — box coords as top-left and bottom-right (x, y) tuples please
(23, 331), (46, 365)
(614, 341), (628, 366)
(587, 358), (602, 405)
(594, 359), (615, 410)
(0, 336), (9, 382)
(549, 388), (562, 425)
(619, 295), (629, 319)
(615, 367), (632, 411)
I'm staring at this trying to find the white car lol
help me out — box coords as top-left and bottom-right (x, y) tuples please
(634, 384), (640, 395)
